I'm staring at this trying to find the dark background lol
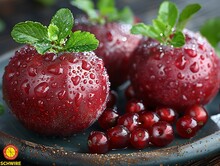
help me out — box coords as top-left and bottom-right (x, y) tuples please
(0, 0), (219, 165)
(0, 0), (219, 55)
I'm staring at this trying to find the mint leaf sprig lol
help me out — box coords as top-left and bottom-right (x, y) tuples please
(200, 17), (220, 56)
(71, 0), (134, 25)
(11, 8), (99, 54)
(131, 1), (201, 47)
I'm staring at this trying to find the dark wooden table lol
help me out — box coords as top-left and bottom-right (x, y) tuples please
(0, 0), (219, 165)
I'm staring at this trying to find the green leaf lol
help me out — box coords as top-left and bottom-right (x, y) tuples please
(0, 104), (4, 115)
(170, 31), (185, 47)
(118, 7), (134, 24)
(48, 24), (59, 41)
(158, 1), (178, 28)
(152, 19), (167, 36)
(71, 0), (98, 21)
(131, 23), (150, 36)
(33, 41), (52, 54)
(176, 4), (201, 31)
(131, 23), (160, 41)
(200, 17), (220, 48)
(11, 21), (48, 44)
(65, 30), (99, 52)
(50, 8), (73, 42)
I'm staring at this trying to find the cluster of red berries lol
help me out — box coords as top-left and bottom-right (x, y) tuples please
(87, 86), (209, 154)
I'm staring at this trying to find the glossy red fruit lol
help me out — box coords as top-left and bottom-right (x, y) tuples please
(126, 99), (145, 113)
(149, 121), (174, 147)
(156, 107), (177, 124)
(98, 108), (119, 130)
(130, 29), (219, 111)
(130, 128), (150, 149)
(3, 45), (110, 136)
(106, 90), (118, 108)
(117, 113), (139, 132)
(139, 111), (160, 130)
(176, 115), (198, 138)
(125, 84), (136, 100)
(73, 17), (141, 88)
(107, 125), (130, 149)
(88, 131), (109, 154)
(184, 105), (208, 128)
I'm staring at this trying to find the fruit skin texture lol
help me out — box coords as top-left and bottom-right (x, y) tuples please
(73, 17), (141, 88)
(3, 45), (110, 136)
(130, 29), (219, 111)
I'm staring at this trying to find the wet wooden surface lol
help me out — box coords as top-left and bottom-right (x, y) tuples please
(0, 0), (219, 165)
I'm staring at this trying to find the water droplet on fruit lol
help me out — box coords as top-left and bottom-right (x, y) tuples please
(200, 55), (205, 60)
(34, 82), (49, 97)
(28, 66), (37, 77)
(177, 72), (185, 79)
(81, 86), (85, 91)
(82, 60), (91, 70)
(90, 73), (95, 79)
(37, 100), (44, 108)
(75, 93), (83, 107)
(58, 90), (66, 100)
(89, 80), (93, 84)
(185, 48), (197, 57)
(51, 82), (57, 88)
(47, 64), (64, 75)
(106, 31), (113, 41)
(175, 55), (187, 70)
(21, 80), (30, 95)
(6, 72), (15, 80)
(89, 93), (94, 98)
(150, 75), (155, 80)
(190, 62), (199, 73)
(207, 63), (211, 68)
(196, 83), (203, 88)
(71, 76), (81, 85)
(182, 95), (188, 101)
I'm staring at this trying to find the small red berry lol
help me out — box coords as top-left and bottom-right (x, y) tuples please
(149, 121), (174, 147)
(98, 108), (119, 130)
(139, 111), (160, 130)
(156, 107), (177, 124)
(176, 115), (198, 138)
(125, 84), (136, 100)
(117, 113), (139, 132)
(126, 99), (145, 113)
(106, 90), (118, 108)
(130, 128), (150, 149)
(87, 131), (109, 154)
(184, 105), (208, 128)
(107, 125), (130, 150)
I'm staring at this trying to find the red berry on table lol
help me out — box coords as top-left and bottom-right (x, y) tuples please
(176, 115), (198, 138)
(106, 90), (118, 108)
(88, 131), (109, 154)
(130, 128), (150, 149)
(126, 99), (145, 114)
(117, 113), (139, 132)
(3, 9), (110, 136)
(125, 84), (136, 100)
(107, 125), (130, 150)
(149, 121), (174, 147)
(139, 111), (160, 130)
(130, 2), (219, 111)
(184, 105), (208, 128)
(98, 108), (119, 130)
(156, 107), (177, 124)
(72, 0), (141, 88)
